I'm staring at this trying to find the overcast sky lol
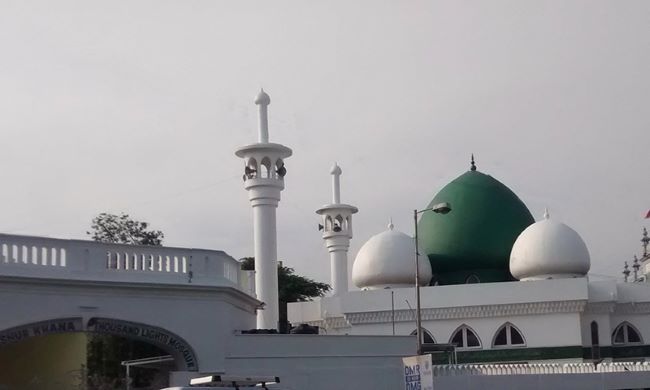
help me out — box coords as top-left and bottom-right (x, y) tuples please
(1, 1), (648, 284)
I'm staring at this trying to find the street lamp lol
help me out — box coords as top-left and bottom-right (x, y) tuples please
(414, 202), (451, 355)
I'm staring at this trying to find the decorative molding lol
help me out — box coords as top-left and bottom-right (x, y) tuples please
(584, 301), (650, 315)
(345, 300), (588, 324)
(304, 316), (351, 331)
(584, 302), (616, 314)
(613, 302), (650, 315)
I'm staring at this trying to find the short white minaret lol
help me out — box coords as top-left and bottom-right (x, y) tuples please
(316, 163), (358, 296)
(235, 89), (292, 329)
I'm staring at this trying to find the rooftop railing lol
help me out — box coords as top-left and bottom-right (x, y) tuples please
(432, 362), (650, 376)
(0, 233), (253, 293)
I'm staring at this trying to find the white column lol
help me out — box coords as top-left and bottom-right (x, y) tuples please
(329, 247), (348, 296)
(253, 204), (278, 329)
(236, 89), (292, 330)
(317, 163), (357, 297)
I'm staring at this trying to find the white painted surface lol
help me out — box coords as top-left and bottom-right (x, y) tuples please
(316, 163), (358, 296)
(235, 91), (292, 329)
(330, 163), (342, 204)
(252, 204), (279, 329)
(0, 233), (246, 288)
(0, 273), (258, 372)
(351, 223), (431, 290)
(510, 212), (590, 280)
(254, 89), (270, 143)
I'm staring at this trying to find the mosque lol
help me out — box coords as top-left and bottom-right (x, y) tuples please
(289, 129), (650, 364)
(2, 89), (650, 389)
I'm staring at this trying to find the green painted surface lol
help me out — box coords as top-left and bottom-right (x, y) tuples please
(431, 346), (584, 364)
(610, 345), (650, 360)
(456, 346), (584, 363)
(418, 170), (534, 285)
(431, 345), (650, 365)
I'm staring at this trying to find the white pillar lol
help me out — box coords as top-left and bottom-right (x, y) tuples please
(329, 242), (349, 295)
(316, 163), (358, 297)
(236, 89), (292, 330)
(253, 203), (278, 329)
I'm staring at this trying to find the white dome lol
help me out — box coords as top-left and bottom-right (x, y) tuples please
(510, 210), (590, 281)
(352, 222), (432, 290)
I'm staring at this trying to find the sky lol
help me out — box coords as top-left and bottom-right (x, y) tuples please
(0, 0), (648, 284)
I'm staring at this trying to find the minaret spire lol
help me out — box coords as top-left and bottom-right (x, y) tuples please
(254, 89), (271, 143)
(331, 162), (342, 204)
(642, 227), (649, 258)
(317, 163), (358, 296)
(236, 89), (292, 330)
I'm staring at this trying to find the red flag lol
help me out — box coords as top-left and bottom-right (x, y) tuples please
(645, 210), (650, 219)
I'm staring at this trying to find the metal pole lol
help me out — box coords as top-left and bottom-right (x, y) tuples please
(126, 364), (130, 390)
(391, 290), (395, 335)
(414, 209), (423, 355)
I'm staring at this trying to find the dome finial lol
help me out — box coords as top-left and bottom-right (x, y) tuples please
(254, 88), (270, 105)
(543, 208), (550, 220)
(388, 218), (394, 230)
(470, 154), (476, 171)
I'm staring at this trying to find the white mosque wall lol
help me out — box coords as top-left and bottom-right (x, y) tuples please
(290, 278), (591, 339)
(334, 278), (589, 315)
(579, 313), (614, 348)
(347, 312), (584, 350)
(425, 313), (582, 349)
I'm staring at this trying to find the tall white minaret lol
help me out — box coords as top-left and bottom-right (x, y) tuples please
(316, 163), (358, 296)
(235, 89), (292, 329)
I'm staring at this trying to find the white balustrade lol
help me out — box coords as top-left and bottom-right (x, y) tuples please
(0, 233), (247, 291)
(432, 362), (650, 376)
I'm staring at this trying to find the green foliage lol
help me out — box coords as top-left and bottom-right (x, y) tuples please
(87, 213), (164, 246)
(240, 257), (330, 303)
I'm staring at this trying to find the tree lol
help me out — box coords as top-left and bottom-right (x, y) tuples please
(86, 212), (167, 388)
(87, 213), (164, 246)
(240, 257), (330, 330)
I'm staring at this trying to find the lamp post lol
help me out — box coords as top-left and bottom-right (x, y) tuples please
(414, 202), (451, 355)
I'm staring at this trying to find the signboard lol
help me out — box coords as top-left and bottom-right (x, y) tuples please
(0, 318), (83, 346)
(402, 354), (433, 390)
(87, 317), (198, 370)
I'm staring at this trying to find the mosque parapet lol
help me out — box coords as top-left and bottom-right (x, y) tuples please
(0, 233), (248, 291)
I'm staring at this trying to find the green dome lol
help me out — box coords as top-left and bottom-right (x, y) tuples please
(418, 168), (534, 285)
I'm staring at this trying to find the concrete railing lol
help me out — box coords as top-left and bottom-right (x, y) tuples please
(0, 233), (249, 291)
(432, 362), (650, 376)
